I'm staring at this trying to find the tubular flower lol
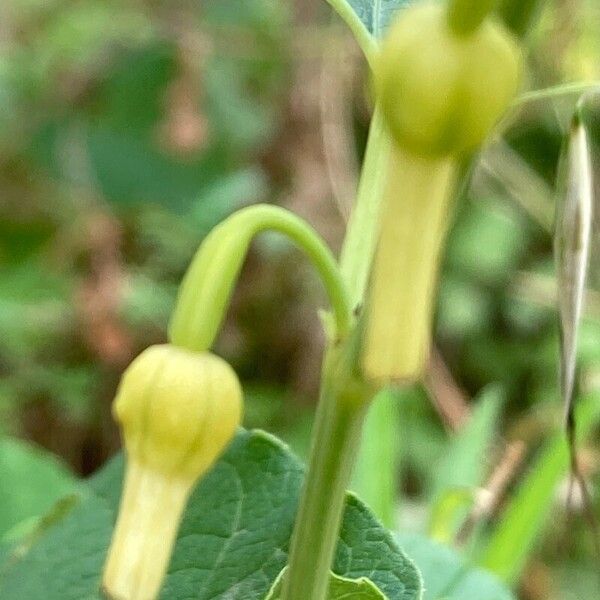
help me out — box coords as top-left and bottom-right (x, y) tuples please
(363, 2), (522, 382)
(102, 344), (242, 600)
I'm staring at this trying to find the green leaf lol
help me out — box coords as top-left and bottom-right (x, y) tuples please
(398, 533), (515, 600)
(430, 385), (503, 501)
(0, 438), (76, 538)
(265, 567), (388, 599)
(0, 429), (422, 600)
(427, 385), (503, 542)
(480, 392), (600, 584)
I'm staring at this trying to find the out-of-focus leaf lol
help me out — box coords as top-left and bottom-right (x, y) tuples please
(437, 276), (493, 338)
(480, 392), (600, 584)
(0, 264), (71, 359)
(0, 438), (76, 537)
(428, 386), (504, 540)
(398, 533), (515, 600)
(431, 385), (503, 500)
(189, 167), (269, 229)
(353, 388), (401, 528)
(400, 387), (447, 494)
(93, 43), (176, 135)
(203, 60), (276, 155)
(446, 200), (529, 285)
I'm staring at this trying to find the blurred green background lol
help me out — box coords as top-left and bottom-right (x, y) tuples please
(1, 1), (599, 598)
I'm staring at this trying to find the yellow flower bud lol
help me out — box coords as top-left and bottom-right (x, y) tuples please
(102, 344), (243, 600)
(375, 2), (521, 157)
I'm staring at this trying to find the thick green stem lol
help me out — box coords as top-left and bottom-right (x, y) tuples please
(337, 106), (399, 523)
(340, 105), (391, 309)
(447, 0), (497, 36)
(283, 105), (392, 597)
(283, 348), (371, 600)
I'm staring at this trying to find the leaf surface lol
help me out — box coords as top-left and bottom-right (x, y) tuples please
(0, 438), (76, 538)
(398, 533), (515, 600)
(0, 429), (422, 600)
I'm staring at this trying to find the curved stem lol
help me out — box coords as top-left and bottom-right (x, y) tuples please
(513, 81), (600, 107)
(169, 204), (352, 351)
(282, 105), (392, 600)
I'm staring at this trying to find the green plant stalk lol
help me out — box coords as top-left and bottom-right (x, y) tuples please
(479, 393), (600, 584)
(283, 105), (393, 597)
(348, 0), (536, 523)
(325, 0), (377, 65)
(498, 0), (546, 39)
(337, 104), (400, 523)
(447, 0), (497, 35)
(169, 204), (351, 351)
(352, 387), (399, 528)
(339, 104), (391, 310)
(283, 347), (371, 600)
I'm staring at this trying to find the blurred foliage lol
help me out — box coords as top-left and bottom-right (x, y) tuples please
(1, 1), (600, 599)
(0, 0), (290, 461)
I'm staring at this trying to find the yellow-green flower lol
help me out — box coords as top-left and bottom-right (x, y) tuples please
(103, 344), (242, 600)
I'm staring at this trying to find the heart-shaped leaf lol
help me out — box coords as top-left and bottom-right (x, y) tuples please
(0, 429), (422, 600)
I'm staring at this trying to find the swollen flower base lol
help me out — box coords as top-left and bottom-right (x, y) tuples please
(102, 345), (243, 600)
(375, 2), (521, 158)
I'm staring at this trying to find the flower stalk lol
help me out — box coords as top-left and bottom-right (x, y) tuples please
(102, 345), (243, 600)
(169, 204), (352, 350)
(102, 463), (192, 600)
(285, 2), (522, 596)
